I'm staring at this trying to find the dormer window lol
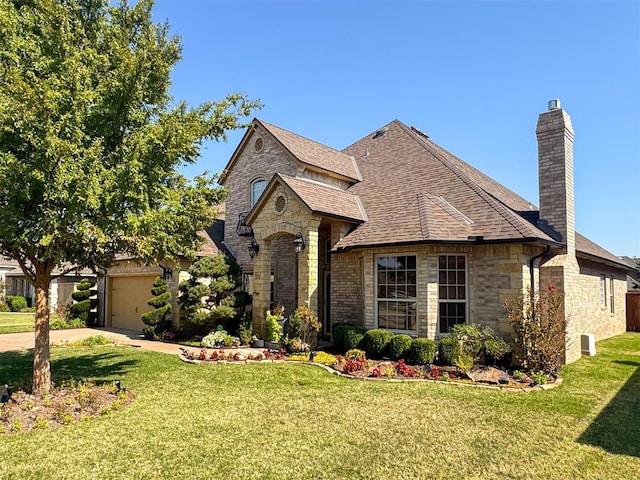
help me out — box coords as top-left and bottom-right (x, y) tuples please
(251, 178), (266, 208)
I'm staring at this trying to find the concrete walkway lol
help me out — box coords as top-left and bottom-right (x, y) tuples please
(0, 327), (183, 354)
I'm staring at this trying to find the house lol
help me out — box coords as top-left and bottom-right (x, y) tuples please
(219, 100), (632, 364)
(1, 256), (96, 312)
(98, 216), (227, 331)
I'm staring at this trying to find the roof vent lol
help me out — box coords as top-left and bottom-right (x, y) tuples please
(548, 99), (561, 111)
(410, 126), (429, 139)
(372, 127), (388, 139)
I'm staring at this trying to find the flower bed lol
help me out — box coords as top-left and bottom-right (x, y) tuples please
(177, 348), (561, 391)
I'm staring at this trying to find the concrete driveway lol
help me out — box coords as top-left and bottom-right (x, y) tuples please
(0, 327), (182, 354)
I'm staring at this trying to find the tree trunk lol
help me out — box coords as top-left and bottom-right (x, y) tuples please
(32, 274), (52, 395)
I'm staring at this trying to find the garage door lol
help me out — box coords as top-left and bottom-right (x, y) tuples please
(110, 276), (157, 331)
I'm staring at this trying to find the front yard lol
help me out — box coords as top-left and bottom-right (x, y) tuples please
(0, 313), (34, 334)
(0, 333), (638, 479)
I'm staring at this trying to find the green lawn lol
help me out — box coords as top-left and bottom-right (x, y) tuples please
(0, 334), (639, 479)
(0, 312), (34, 334)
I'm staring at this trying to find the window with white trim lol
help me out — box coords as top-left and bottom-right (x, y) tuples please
(609, 276), (615, 313)
(250, 178), (266, 207)
(438, 255), (467, 334)
(600, 274), (607, 307)
(376, 255), (417, 331)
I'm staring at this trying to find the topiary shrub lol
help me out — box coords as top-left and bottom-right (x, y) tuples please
(178, 255), (240, 336)
(141, 277), (172, 340)
(408, 338), (436, 364)
(70, 279), (98, 326)
(332, 323), (366, 351)
(389, 334), (413, 360)
(6, 295), (27, 312)
(361, 329), (394, 358)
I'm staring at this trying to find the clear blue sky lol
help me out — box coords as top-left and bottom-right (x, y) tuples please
(152, 0), (640, 257)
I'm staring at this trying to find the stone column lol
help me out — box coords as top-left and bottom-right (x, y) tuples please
(296, 228), (319, 313)
(252, 239), (271, 336)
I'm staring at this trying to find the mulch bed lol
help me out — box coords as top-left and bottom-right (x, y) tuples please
(1, 382), (134, 435)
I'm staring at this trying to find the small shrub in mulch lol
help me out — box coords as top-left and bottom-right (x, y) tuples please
(0, 380), (134, 435)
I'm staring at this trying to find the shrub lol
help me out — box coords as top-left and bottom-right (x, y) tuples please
(265, 305), (284, 343)
(438, 335), (461, 366)
(70, 279), (98, 326)
(141, 277), (172, 339)
(50, 317), (68, 330)
(345, 348), (366, 360)
(389, 334), (413, 360)
(178, 255), (240, 335)
(361, 329), (394, 358)
(81, 335), (112, 346)
(201, 327), (231, 348)
(6, 295), (27, 312)
(504, 285), (567, 375)
(0, 302), (10, 312)
(438, 323), (511, 368)
(286, 306), (322, 350)
(333, 323), (366, 351)
(67, 317), (85, 328)
(408, 338), (436, 364)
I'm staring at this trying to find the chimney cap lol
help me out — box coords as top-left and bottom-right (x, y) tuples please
(548, 99), (562, 111)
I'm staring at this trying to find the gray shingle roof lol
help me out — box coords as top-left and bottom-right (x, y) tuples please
(259, 120), (362, 182)
(278, 174), (366, 222)
(336, 120), (556, 249)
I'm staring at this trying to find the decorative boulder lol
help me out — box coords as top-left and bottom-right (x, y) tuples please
(467, 366), (509, 384)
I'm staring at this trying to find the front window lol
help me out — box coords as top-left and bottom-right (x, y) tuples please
(609, 276), (615, 313)
(376, 255), (417, 331)
(438, 255), (466, 334)
(600, 274), (607, 307)
(250, 178), (266, 207)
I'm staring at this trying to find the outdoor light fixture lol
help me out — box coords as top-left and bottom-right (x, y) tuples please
(158, 264), (173, 280)
(293, 233), (306, 254)
(248, 238), (260, 259)
(0, 384), (13, 404)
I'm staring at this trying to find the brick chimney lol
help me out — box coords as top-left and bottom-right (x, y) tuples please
(536, 99), (575, 256)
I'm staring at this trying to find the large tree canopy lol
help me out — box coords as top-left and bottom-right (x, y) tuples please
(0, 0), (261, 393)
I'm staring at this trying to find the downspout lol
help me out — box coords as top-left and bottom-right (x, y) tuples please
(529, 245), (551, 310)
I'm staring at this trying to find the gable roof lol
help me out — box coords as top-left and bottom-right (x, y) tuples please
(219, 119), (362, 185)
(258, 120), (362, 182)
(247, 173), (366, 224)
(336, 120), (556, 250)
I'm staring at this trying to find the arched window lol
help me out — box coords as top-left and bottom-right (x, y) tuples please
(251, 178), (266, 207)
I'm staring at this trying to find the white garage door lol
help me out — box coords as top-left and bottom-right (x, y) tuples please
(110, 276), (157, 331)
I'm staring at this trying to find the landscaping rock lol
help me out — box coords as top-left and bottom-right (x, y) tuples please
(467, 366), (509, 384)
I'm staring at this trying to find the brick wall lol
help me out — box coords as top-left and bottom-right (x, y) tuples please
(222, 124), (303, 271)
(329, 243), (536, 340)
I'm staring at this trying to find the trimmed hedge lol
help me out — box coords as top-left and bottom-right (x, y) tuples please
(408, 338), (436, 364)
(438, 335), (461, 365)
(361, 329), (394, 358)
(6, 295), (27, 312)
(332, 323), (366, 351)
(389, 334), (413, 360)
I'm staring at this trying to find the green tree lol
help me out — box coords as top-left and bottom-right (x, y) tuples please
(178, 255), (240, 333)
(69, 278), (97, 325)
(141, 276), (171, 339)
(0, 0), (260, 394)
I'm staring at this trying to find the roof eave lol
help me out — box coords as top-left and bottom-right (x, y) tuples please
(334, 237), (562, 253)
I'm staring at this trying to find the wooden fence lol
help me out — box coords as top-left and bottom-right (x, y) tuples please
(627, 291), (640, 332)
